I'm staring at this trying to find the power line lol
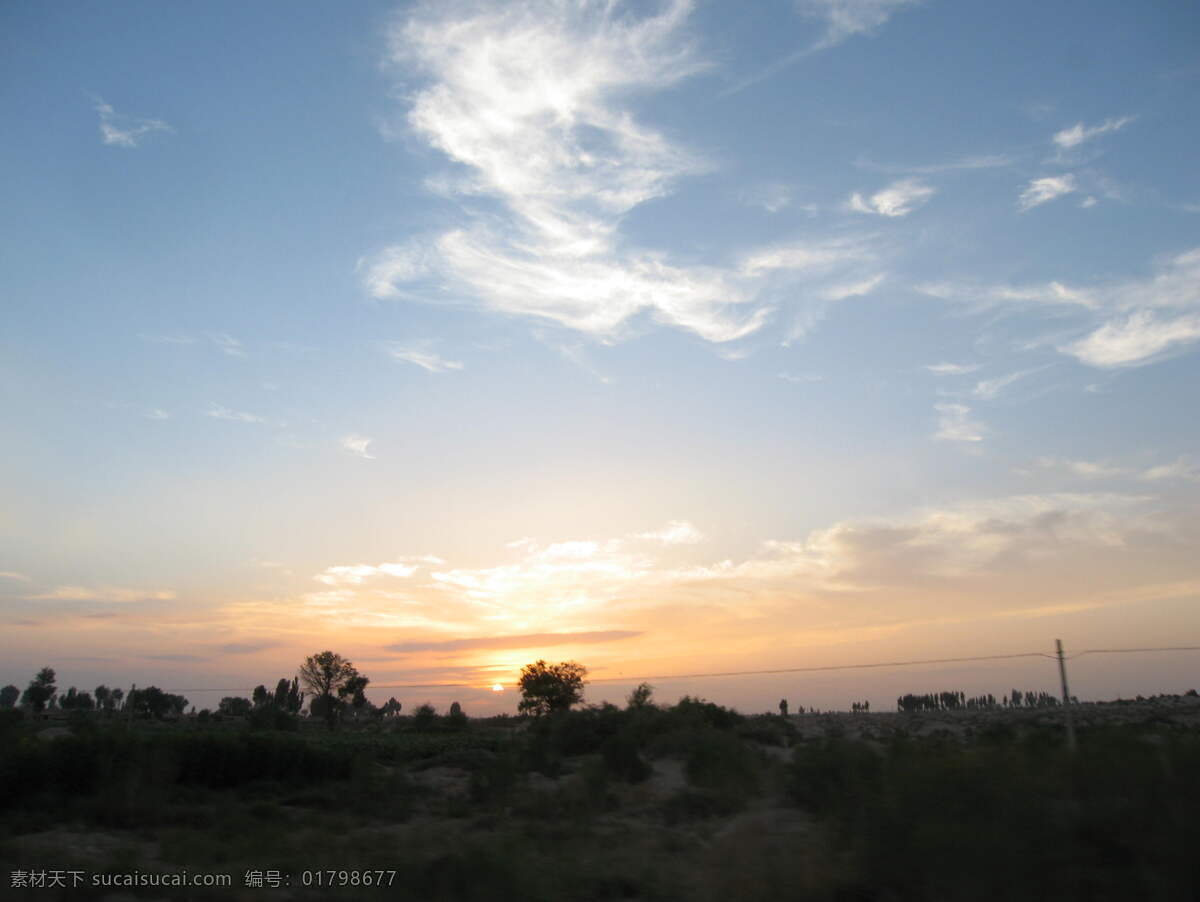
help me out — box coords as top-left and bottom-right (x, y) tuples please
(1068, 645), (1200, 660)
(156, 644), (1200, 694)
(585, 651), (1057, 685)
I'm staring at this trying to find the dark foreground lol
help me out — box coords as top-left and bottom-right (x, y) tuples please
(1, 696), (1198, 901)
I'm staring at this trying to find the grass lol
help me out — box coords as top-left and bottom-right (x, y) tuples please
(0, 703), (1197, 900)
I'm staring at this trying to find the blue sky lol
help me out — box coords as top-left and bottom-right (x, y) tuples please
(2, 1), (1199, 712)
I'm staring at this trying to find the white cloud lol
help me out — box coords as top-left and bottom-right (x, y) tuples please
(340, 434), (376, 459)
(29, 586), (176, 603)
(1140, 457), (1200, 483)
(778, 371), (824, 383)
(925, 362), (979, 376)
(637, 520), (704, 545)
(1032, 457), (1127, 480)
(970, 367), (1042, 400)
(916, 278), (1096, 310)
(1052, 116), (1134, 150)
(0, 571), (31, 582)
(821, 273), (885, 301)
(385, 344), (464, 373)
(848, 178), (935, 217)
(94, 98), (171, 148)
(1018, 175), (1077, 211)
(796, 0), (922, 51)
(934, 402), (983, 442)
(315, 561), (421, 586)
(740, 183), (794, 213)
(204, 403), (264, 424)
(144, 408), (170, 420)
(1062, 311), (1200, 368)
(368, 2), (878, 348)
(855, 153), (1012, 175)
(208, 333), (246, 358)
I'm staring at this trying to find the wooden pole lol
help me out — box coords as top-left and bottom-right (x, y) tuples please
(1055, 640), (1077, 752)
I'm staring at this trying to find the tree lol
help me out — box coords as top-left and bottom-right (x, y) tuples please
(627, 682), (654, 709)
(299, 651), (359, 726)
(0, 685), (19, 709)
(21, 667), (56, 713)
(128, 686), (188, 719)
(252, 685), (270, 708)
(338, 673), (372, 720)
(517, 660), (587, 716)
(380, 697), (402, 718)
(219, 696), (252, 717)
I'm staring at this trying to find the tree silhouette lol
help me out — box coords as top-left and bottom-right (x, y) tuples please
(21, 667), (56, 713)
(380, 697), (402, 718)
(338, 673), (371, 720)
(219, 696), (252, 717)
(627, 682), (654, 709)
(517, 660), (587, 716)
(0, 685), (19, 709)
(299, 651), (358, 726)
(128, 686), (188, 719)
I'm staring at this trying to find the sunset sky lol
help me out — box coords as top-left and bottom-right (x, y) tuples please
(3, 0), (1199, 714)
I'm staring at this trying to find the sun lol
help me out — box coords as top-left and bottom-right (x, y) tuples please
(491, 683), (504, 692)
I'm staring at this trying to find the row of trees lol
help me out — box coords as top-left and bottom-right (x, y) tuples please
(897, 689), (1068, 712)
(1, 669), (192, 719)
(4, 656), (588, 725)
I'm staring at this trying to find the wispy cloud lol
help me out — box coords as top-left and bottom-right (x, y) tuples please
(925, 362), (979, 376)
(970, 367), (1043, 400)
(315, 559), (433, 586)
(855, 153), (1012, 175)
(1140, 457), (1200, 482)
(204, 403), (264, 424)
(1030, 457), (1127, 480)
(636, 521), (704, 545)
(1062, 311), (1200, 368)
(367, 1), (875, 348)
(739, 183), (795, 213)
(916, 278), (1096, 310)
(1018, 175), (1077, 211)
(144, 408), (170, 421)
(384, 344), (464, 373)
(1052, 116), (1134, 150)
(921, 248), (1200, 369)
(719, 0), (919, 97)
(139, 333), (195, 346)
(28, 586), (176, 603)
(0, 571), (31, 582)
(340, 434), (376, 460)
(1029, 455), (1200, 483)
(933, 402), (984, 442)
(385, 630), (641, 654)
(94, 98), (171, 148)
(848, 178), (935, 217)
(797, 0), (922, 51)
(208, 333), (246, 358)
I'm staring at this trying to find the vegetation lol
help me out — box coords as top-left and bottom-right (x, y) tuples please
(517, 659), (587, 716)
(2, 660), (1197, 899)
(299, 650), (360, 726)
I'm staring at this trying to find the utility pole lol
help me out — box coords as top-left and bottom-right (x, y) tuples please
(1055, 640), (1077, 753)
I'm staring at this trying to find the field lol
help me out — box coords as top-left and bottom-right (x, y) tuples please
(2, 695), (1198, 901)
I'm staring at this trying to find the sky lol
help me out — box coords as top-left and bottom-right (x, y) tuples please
(2, 0), (1199, 715)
